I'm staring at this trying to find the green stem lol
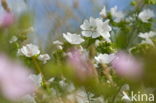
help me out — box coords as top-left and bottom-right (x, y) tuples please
(32, 57), (42, 74)
(32, 57), (48, 89)
(32, 57), (52, 94)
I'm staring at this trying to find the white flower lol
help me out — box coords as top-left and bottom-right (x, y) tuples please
(97, 20), (112, 42)
(100, 6), (107, 17)
(138, 31), (156, 45)
(80, 17), (112, 41)
(38, 54), (50, 64)
(67, 89), (88, 103)
(110, 6), (125, 22)
(141, 39), (154, 45)
(95, 53), (115, 64)
(138, 9), (155, 23)
(53, 40), (63, 45)
(63, 32), (84, 44)
(48, 77), (55, 83)
(120, 84), (130, 92)
(53, 40), (63, 50)
(18, 44), (40, 57)
(29, 74), (42, 87)
(9, 36), (18, 43)
(21, 95), (36, 103)
(80, 17), (100, 38)
(138, 31), (156, 39)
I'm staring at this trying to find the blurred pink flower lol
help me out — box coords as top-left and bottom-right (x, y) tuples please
(67, 49), (97, 80)
(0, 12), (14, 28)
(0, 54), (35, 101)
(111, 52), (143, 80)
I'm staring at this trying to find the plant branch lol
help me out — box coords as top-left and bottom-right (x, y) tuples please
(1, 0), (11, 12)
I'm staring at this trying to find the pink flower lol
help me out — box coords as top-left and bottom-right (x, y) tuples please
(67, 49), (97, 80)
(0, 12), (14, 28)
(111, 52), (143, 80)
(0, 54), (35, 101)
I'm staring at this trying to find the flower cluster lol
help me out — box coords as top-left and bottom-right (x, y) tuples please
(0, 0), (156, 103)
(18, 43), (50, 64)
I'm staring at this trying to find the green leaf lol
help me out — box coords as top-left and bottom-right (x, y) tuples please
(145, 0), (156, 4)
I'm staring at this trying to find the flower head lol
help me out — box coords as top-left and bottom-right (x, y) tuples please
(53, 40), (63, 50)
(0, 12), (14, 28)
(138, 9), (155, 23)
(112, 52), (143, 80)
(67, 49), (97, 80)
(63, 32), (84, 44)
(0, 54), (35, 101)
(100, 6), (107, 17)
(138, 31), (156, 39)
(18, 44), (40, 57)
(38, 54), (51, 64)
(138, 31), (156, 45)
(80, 17), (100, 38)
(9, 36), (18, 44)
(97, 20), (112, 42)
(29, 74), (42, 88)
(110, 6), (125, 22)
(95, 53), (115, 64)
(80, 17), (112, 41)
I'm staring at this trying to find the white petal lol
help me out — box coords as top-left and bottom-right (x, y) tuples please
(63, 32), (84, 44)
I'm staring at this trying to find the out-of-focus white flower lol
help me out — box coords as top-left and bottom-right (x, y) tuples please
(95, 53), (115, 64)
(120, 84), (130, 92)
(58, 78), (75, 92)
(138, 31), (156, 39)
(21, 95), (36, 103)
(95, 40), (100, 46)
(138, 31), (156, 45)
(18, 44), (40, 57)
(29, 74), (42, 88)
(80, 17), (112, 41)
(22, 27), (34, 33)
(38, 54), (50, 64)
(100, 6), (107, 17)
(110, 6), (125, 22)
(9, 36), (18, 43)
(63, 32), (84, 44)
(67, 89), (88, 103)
(48, 77), (55, 83)
(53, 40), (63, 50)
(53, 40), (63, 45)
(67, 89), (104, 103)
(59, 79), (67, 87)
(138, 9), (155, 23)
(141, 39), (154, 45)
(0, 54), (35, 101)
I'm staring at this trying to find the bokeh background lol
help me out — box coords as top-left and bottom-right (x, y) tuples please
(0, 0), (133, 46)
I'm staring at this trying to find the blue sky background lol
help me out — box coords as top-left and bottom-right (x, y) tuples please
(0, 0), (132, 42)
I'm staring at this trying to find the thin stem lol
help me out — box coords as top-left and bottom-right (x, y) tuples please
(102, 64), (113, 84)
(32, 57), (47, 88)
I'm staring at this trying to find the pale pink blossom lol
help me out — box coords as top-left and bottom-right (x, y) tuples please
(0, 54), (35, 101)
(0, 12), (14, 28)
(111, 52), (143, 80)
(67, 49), (97, 80)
